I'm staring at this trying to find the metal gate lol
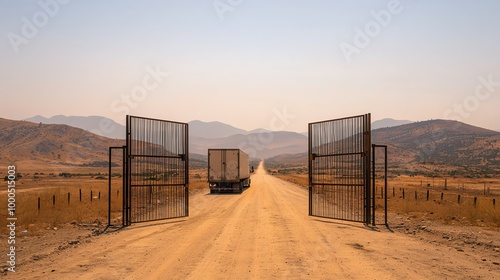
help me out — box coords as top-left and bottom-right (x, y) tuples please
(308, 114), (372, 224)
(124, 115), (189, 225)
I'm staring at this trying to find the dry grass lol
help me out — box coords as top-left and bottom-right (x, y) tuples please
(0, 178), (122, 235)
(389, 175), (500, 196)
(4, 165), (497, 235)
(274, 173), (308, 188)
(0, 169), (210, 235)
(189, 168), (208, 193)
(382, 190), (500, 227)
(274, 171), (500, 227)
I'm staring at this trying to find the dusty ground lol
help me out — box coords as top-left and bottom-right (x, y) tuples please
(4, 163), (500, 279)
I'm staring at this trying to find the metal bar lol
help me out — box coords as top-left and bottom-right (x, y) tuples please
(185, 122), (189, 217)
(308, 114), (367, 125)
(371, 142), (375, 225)
(308, 123), (313, 216)
(128, 155), (184, 159)
(310, 183), (365, 187)
(367, 113), (373, 226)
(130, 183), (188, 187)
(384, 145), (388, 227)
(127, 115), (187, 125)
(124, 115), (130, 226)
(372, 144), (376, 226)
(108, 147), (112, 227)
(364, 113), (372, 225)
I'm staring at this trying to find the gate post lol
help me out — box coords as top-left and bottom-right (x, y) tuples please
(308, 123), (313, 216)
(108, 147), (112, 227)
(372, 144), (388, 227)
(364, 114), (372, 225)
(108, 146), (126, 227)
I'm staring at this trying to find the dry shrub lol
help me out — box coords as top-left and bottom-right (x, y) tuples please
(0, 182), (122, 234)
(276, 172), (500, 227)
(384, 191), (499, 227)
(0, 172), (210, 234)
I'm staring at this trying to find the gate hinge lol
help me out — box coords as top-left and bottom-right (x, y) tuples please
(310, 153), (317, 161)
(179, 154), (187, 161)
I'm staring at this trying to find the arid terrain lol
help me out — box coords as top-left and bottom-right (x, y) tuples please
(3, 163), (499, 279)
(1, 117), (499, 278)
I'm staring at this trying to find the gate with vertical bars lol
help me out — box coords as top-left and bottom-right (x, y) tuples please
(308, 114), (372, 224)
(122, 115), (189, 225)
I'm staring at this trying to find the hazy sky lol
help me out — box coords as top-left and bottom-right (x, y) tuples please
(1, 0), (499, 132)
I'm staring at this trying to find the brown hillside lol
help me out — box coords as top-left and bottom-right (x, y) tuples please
(266, 120), (500, 177)
(372, 120), (500, 170)
(0, 118), (124, 171)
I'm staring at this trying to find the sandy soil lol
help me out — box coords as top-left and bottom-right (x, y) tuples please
(5, 163), (500, 279)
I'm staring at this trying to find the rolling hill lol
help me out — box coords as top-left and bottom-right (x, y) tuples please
(266, 120), (500, 176)
(372, 120), (500, 175)
(25, 115), (126, 139)
(0, 118), (125, 172)
(7, 116), (500, 176)
(24, 116), (262, 140)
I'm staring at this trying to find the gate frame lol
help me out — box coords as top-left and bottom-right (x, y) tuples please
(107, 146), (126, 227)
(108, 115), (189, 227)
(308, 113), (372, 225)
(125, 115), (189, 225)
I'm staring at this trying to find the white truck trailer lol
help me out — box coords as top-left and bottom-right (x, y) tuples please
(208, 149), (251, 193)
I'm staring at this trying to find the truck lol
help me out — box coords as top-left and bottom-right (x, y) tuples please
(208, 149), (251, 193)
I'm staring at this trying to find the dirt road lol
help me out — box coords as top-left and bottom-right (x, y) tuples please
(10, 163), (499, 279)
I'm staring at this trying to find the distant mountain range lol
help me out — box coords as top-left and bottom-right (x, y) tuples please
(190, 131), (306, 159)
(25, 115), (126, 139)
(5, 116), (500, 175)
(23, 115), (414, 159)
(188, 120), (246, 139)
(25, 115), (412, 139)
(24, 116), (274, 140)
